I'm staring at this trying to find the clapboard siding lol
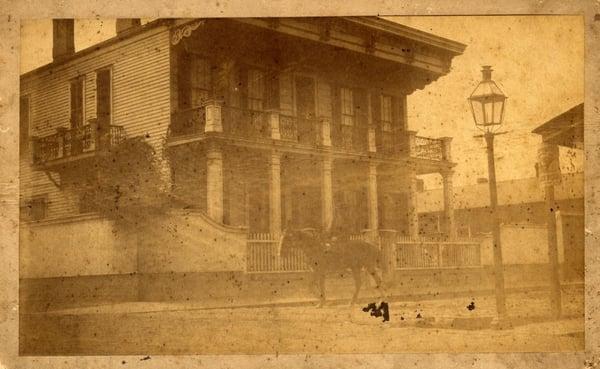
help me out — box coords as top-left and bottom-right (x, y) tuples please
(20, 26), (172, 221)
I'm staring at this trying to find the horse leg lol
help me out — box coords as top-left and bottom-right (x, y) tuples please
(316, 272), (326, 308)
(367, 267), (387, 301)
(350, 268), (362, 307)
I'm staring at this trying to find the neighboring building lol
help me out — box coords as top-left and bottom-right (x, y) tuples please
(532, 103), (584, 281)
(417, 103), (584, 282)
(19, 18), (466, 306)
(417, 172), (583, 238)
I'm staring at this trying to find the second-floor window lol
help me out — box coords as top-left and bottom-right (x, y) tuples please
(247, 69), (265, 111)
(20, 95), (30, 153)
(191, 57), (212, 107)
(96, 68), (112, 124)
(70, 77), (85, 128)
(341, 87), (354, 126)
(380, 95), (393, 132)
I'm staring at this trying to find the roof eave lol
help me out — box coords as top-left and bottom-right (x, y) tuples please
(344, 16), (467, 55)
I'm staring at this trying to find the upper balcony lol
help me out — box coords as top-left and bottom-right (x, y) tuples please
(167, 100), (451, 165)
(32, 120), (126, 169)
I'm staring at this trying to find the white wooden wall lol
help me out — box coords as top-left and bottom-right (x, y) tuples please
(20, 26), (172, 221)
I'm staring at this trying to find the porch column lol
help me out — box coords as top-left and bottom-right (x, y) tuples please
(269, 152), (282, 236)
(320, 117), (332, 147)
(367, 162), (379, 230)
(442, 170), (456, 238)
(204, 99), (223, 133)
(407, 167), (419, 238)
(267, 110), (281, 140)
(321, 157), (334, 231)
(206, 145), (224, 223)
(440, 137), (453, 161)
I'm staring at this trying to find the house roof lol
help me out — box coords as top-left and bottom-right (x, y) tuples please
(345, 17), (466, 55)
(417, 172), (583, 213)
(532, 103), (583, 149)
(21, 17), (466, 80)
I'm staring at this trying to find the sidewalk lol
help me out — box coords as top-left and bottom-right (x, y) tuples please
(20, 288), (584, 355)
(32, 284), (583, 330)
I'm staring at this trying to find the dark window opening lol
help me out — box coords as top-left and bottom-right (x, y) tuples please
(96, 68), (112, 148)
(20, 96), (30, 154)
(70, 77), (85, 128)
(21, 197), (47, 221)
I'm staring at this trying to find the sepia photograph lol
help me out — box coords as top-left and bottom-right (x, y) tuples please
(16, 15), (585, 355)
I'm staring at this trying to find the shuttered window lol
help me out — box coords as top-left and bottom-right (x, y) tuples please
(191, 57), (212, 107)
(247, 69), (265, 111)
(96, 68), (111, 124)
(279, 73), (294, 114)
(70, 77), (85, 127)
(21, 196), (47, 221)
(341, 87), (354, 126)
(20, 96), (30, 151)
(380, 94), (393, 132)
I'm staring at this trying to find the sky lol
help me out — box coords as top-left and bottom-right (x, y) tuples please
(20, 16), (584, 188)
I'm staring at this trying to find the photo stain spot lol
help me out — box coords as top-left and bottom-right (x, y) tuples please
(362, 302), (390, 322)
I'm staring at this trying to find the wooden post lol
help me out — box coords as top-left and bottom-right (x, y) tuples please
(268, 110), (280, 140)
(269, 152), (282, 237)
(321, 157), (334, 231)
(406, 167), (419, 238)
(442, 170), (456, 239)
(320, 117), (332, 147)
(367, 162), (379, 230)
(484, 132), (507, 319)
(206, 145), (224, 222)
(204, 99), (223, 133)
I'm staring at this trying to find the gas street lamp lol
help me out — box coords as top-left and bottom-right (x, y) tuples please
(468, 65), (508, 320)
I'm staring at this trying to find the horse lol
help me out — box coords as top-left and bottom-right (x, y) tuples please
(278, 228), (386, 307)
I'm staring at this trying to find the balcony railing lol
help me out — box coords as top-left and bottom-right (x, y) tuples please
(169, 106), (206, 136)
(414, 136), (444, 161)
(279, 114), (298, 141)
(167, 103), (450, 163)
(222, 106), (270, 139)
(33, 123), (125, 165)
(331, 124), (368, 153)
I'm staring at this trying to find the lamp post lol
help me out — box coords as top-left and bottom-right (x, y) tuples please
(468, 66), (508, 320)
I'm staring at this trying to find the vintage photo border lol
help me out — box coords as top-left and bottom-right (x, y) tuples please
(0, 0), (598, 368)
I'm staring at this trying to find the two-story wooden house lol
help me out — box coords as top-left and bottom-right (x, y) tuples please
(20, 18), (467, 307)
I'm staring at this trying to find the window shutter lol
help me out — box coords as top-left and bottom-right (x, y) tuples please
(331, 85), (341, 141)
(20, 96), (30, 151)
(278, 72), (293, 115)
(266, 71), (279, 110)
(371, 93), (381, 148)
(371, 93), (381, 129)
(394, 95), (406, 131)
(70, 79), (84, 128)
(316, 81), (332, 117)
(96, 69), (111, 125)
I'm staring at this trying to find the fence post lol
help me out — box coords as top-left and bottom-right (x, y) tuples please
(378, 229), (397, 282)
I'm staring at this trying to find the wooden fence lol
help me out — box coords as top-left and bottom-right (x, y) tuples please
(396, 236), (481, 269)
(246, 233), (309, 273)
(246, 233), (481, 273)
